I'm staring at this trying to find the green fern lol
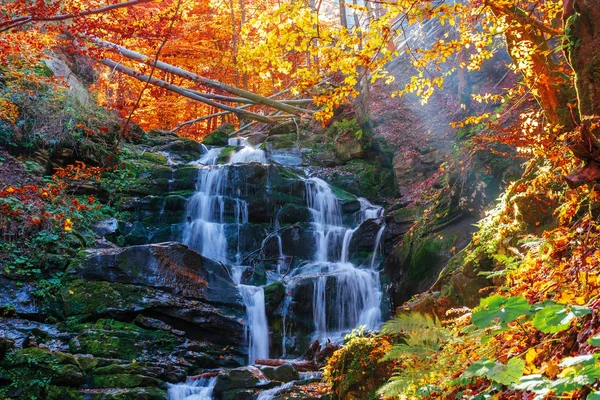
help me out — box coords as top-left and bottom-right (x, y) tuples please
(378, 312), (456, 399)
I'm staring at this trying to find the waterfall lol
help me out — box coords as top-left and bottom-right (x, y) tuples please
(238, 285), (270, 364)
(370, 223), (387, 269)
(182, 166), (229, 263)
(305, 177), (344, 262)
(183, 141), (268, 366)
(183, 137), (387, 363)
(167, 377), (216, 400)
(291, 178), (385, 343)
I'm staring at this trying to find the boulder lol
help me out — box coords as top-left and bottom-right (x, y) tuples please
(260, 363), (300, 383)
(0, 278), (41, 319)
(72, 242), (209, 299)
(213, 366), (275, 398)
(203, 124), (234, 146)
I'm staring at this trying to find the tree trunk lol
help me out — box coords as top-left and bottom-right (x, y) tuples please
(564, 0), (600, 187)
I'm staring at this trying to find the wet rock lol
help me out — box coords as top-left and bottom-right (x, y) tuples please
(260, 363), (299, 383)
(279, 204), (310, 224)
(264, 282), (285, 313)
(242, 265), (266, 286)
(246, 133), (267, 146)
(134, 315), (173, 332)
(349, 218), (384, 253)
(159, 139), (202, 161)
(0, 278), (41, 319)
(213, 366), (275, 398)
(124, 222), (149, 245)
(91, 218), (119, 237)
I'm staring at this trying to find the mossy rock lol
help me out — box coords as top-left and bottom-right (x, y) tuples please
(85, 387), (166, 400)
(203, 124), (234, 146)
(264, 282), (285, 313)
(165, 194), (189, 211)
(93, 374), (162, 389)
(67, 319), (177, 360)
(330, 185), (357, 202)
(0, 348), (85, 397)
(407, 237), (445, 281)
(268, 133), (298, 149)
(163, 139), (202, 161)
(332, 159), (396, 198)
(76, 354), (98, 371)
(62, 280), (150, 317)
(268, 121), (296, 136)
(140, 152), (167, 165)
(123, 222), (149, 246)
(217, 146), (238, 164)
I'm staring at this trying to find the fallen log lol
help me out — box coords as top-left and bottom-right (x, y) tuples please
(91, 37), (310, 116)
(188, 371), (219, 381)
(100, 58), (276, 124)
(254, 358), (320, 372)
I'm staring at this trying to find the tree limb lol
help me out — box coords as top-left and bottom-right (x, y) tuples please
(100, 58), (276, 124)
(91, 37), (310, 115)
(0, 0), (153, 33)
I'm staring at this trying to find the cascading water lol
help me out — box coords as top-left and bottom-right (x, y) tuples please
(283, 178), (385, 344)
(182, 140), (269, 370)
(232, 265), (270, 364)
(175, 135), (386, 400)
(167, 377), (216, 400)
(182, 165), (230, 263)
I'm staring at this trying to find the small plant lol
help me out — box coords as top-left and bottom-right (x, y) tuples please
(324, 326), (396, 399)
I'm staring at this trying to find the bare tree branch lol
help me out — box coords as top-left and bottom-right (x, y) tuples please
(0, 0), (153, 33)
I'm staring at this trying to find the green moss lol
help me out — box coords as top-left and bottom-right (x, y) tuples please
(408, 237), (444, 281)
(264, 281), (285, 312)
(334, 159), (396, 198)
(277, 165), (302, 180)
(166, 189), (195, 198)
(175, 166), (200, 183)
(217, 146), (237, 164)
(0, 348), (84, 398)
(93, 374), (159, 389)
(76, 354), (98, 371)
(203, 124), (234, 146)
(330, 185), (357, 202)
(62, 280), (148, 316)
(140, 152), (167, 164)
(268, 133), (297, 149)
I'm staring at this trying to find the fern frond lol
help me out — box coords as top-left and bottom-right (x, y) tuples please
(382, 312), (441, 335)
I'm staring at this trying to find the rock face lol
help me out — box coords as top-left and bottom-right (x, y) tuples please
(73, 243), (209, 299)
